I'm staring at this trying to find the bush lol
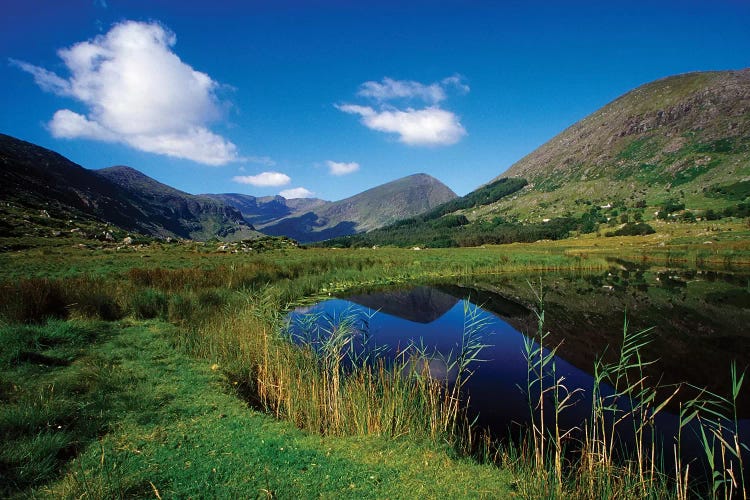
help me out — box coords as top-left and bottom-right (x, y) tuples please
(71, 290), (123, 321)
(0, 279), (69, 324)
(197, 289), (229, 309)
(168, 294), (195, 324)
(605, 223), (656, 237)
(131, 289), (168, 319)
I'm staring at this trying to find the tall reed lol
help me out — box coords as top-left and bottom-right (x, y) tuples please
(511, 282), (747, 499)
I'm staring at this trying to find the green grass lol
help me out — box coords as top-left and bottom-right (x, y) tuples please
(0, 319), (514, 498)
(0, 235), (748, 497)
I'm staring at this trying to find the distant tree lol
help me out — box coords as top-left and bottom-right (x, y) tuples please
(605, 222), (656, 237)
(704, 209), (720, 221)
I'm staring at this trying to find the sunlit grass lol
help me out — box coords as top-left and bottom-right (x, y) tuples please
(0, 237), (748, 497)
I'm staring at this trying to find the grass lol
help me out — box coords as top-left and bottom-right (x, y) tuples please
(0, 234), (748, 497)
(0, 318), (514, 498)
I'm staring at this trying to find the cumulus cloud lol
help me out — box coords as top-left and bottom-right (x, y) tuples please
(13, 20), (239, 165)
(326, 160), (360, 176)
(232, 171), (291, 187)
(338, 75), (468, 147)
(280, 187), (315, 199)
(336, 105), (466, 146)
(357, 74), (469, 104)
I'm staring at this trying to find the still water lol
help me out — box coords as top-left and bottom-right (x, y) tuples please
(288, 267), (750, 476)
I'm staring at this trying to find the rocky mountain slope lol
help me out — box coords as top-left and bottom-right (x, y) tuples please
(0, 134), (258, 241)
(203, 193), (326, 227)
(96, 166), (258, 241)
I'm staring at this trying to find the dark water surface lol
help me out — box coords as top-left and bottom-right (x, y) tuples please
(288, 267), (750, 478)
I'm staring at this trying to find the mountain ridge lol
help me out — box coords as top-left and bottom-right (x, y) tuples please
(0, 134), (259, 241)
(254, 173), (458, 242)
(323, 68), (750, 248)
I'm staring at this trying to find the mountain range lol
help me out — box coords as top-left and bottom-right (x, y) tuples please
(0, 134), (258, 241)
(206, 174), (457, 242)
(0, 134), (456, 242)
(2, 68), (748, 246)
(327, 68), (750, 248)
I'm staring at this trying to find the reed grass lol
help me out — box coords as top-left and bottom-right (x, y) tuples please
(512, 281), (747, 499)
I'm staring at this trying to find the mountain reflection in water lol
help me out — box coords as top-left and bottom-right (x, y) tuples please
(288, 269), (750, 478)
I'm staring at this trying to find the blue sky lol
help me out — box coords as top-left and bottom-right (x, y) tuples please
(2, 1), (749, 200)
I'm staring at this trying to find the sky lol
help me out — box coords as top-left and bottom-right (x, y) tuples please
(2, 1), (749, 201)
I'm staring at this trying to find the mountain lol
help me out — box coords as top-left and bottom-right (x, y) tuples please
(487, 68), (750, 221)
(203, 193), (327, 227)
(326, 69), (750, 248)
(96, 166), (259, 241)
(213, 173), (458, 243)
(0, 134), (259, 241)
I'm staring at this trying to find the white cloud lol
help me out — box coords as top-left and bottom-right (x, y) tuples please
(336, 104), (466, 146)
(49, 109), (118, 141)
(14, 20), (239, 165)
(339, 75), (468, 147)
(326, 160), (359, 176)
(280, 187), (315, 199)
(232, 171), (291, 187)
(356, 75), (469, 104)
(9, 59), (71, 95)
(245, 156), (276, 167)
(358, 78), (446, 104)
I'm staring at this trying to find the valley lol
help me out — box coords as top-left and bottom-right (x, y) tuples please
(2, 67), (749, 499)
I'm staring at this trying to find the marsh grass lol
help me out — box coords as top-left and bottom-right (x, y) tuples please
(183, 292), (492, 443)
(0, 320), (126, 495)
(1, 244), (747, 497)
(509, 281), (748, 499)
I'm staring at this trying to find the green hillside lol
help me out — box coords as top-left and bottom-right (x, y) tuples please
(489, 68), (750, 221)
(327, 69), (750, 248)
(259, 173), (458, 242)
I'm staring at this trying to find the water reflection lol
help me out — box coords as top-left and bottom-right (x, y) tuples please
(346, 286), (459, 323)
(288, 269), (750, 479)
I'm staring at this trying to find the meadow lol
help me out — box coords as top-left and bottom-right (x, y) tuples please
(1, 225), (749, 498)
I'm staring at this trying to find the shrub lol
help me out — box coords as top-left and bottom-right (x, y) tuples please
(168, 293), (195, 324)
(605, 222), (656, 237)
(131, 289), (168, 319)
(197, 289), (229, 309)
(70, 290), (123, 321)
(0, 279), (69, 324)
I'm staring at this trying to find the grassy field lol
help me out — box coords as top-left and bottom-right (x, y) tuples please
(1, 229), (748, 498)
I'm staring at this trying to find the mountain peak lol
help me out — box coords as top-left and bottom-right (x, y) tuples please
(488, 68), (750, 220)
